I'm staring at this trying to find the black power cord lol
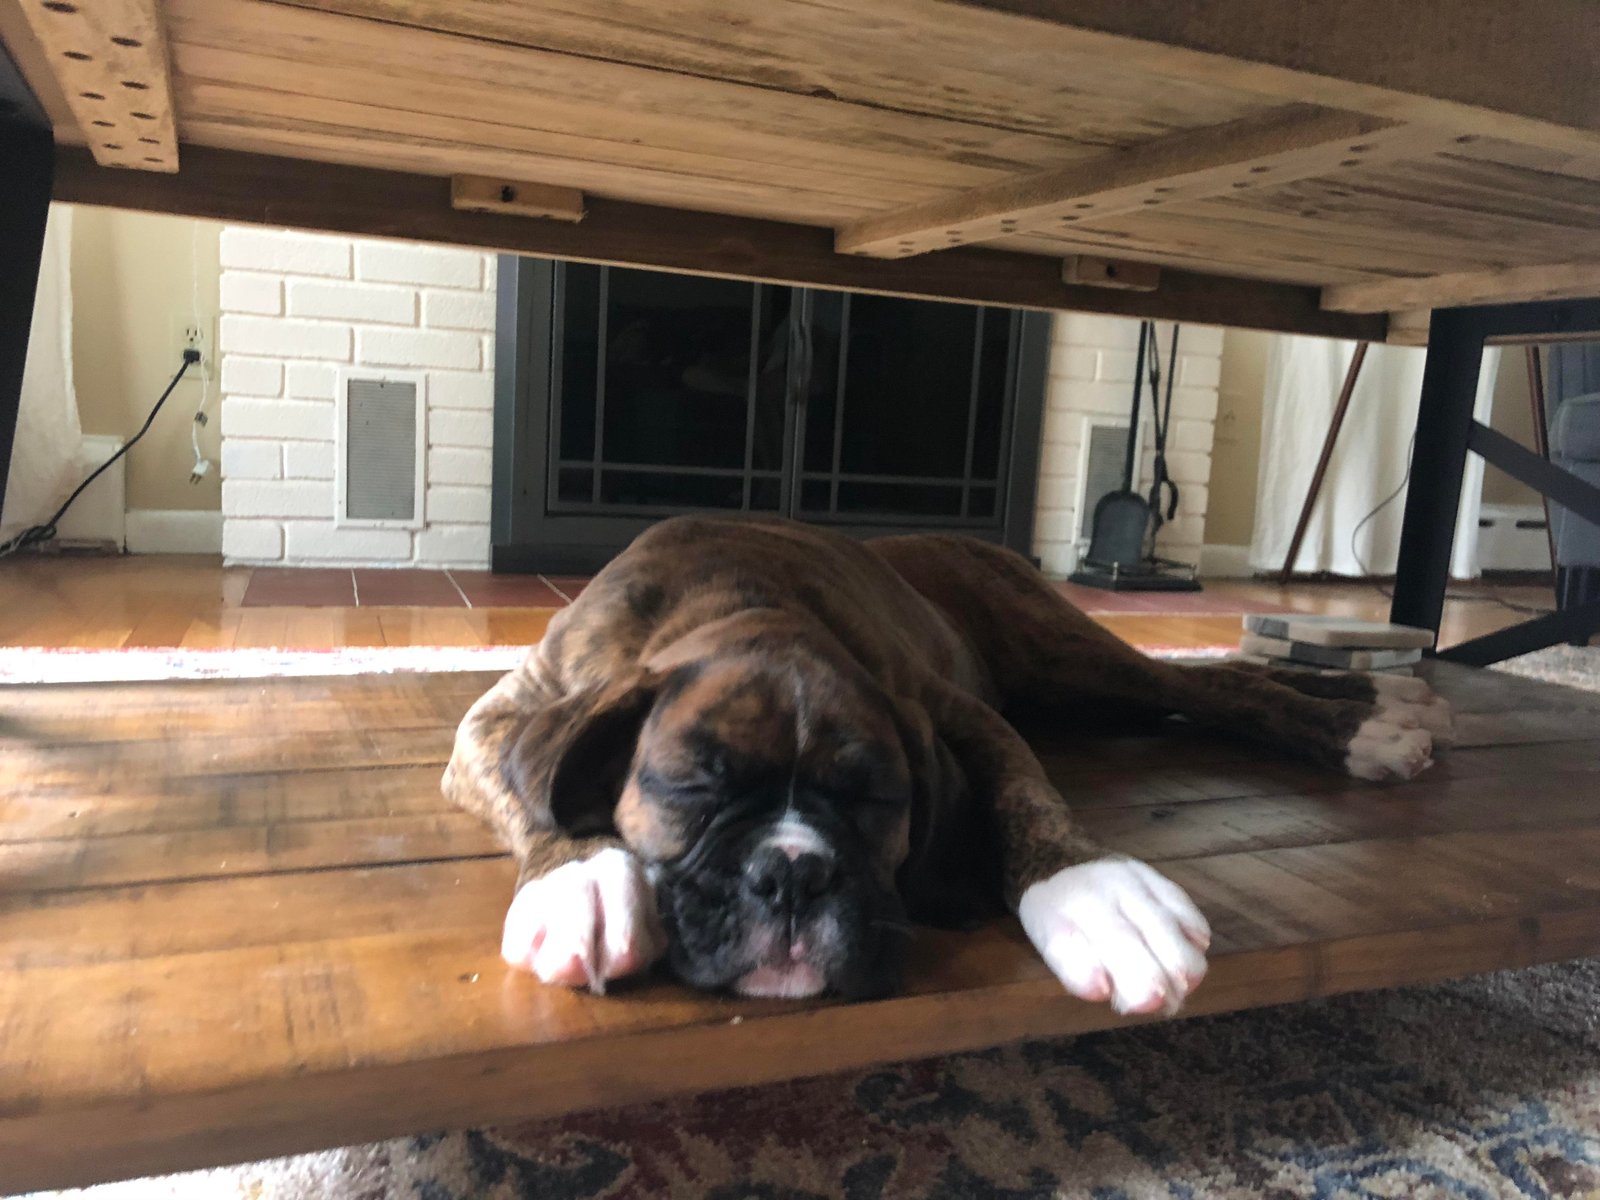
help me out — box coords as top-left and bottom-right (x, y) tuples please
(0, 350), (198, 560)
(1348, 427), (1553, 618)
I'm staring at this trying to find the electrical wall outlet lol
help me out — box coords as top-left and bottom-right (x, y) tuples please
(171, 315), (213, 370)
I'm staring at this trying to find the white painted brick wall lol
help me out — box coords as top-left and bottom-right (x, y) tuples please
(1031, 315), (1223, 577)
(220, 229), (352, 279)
(219, 227), (497, 567)
(288, 280), (417, 325)
(422, 290), (496, 332)
(427, 485), (492, 524)
(222, 520), (284, 562)
(222, 479), (334, 519)
(428, 446), (493, 486)
(221, 315), (351, 362)
(357, 327), (480, 371)
(219, 356), (283, 398)
(219, 272), (282, 317)
(429, 370), (493, 410)
(283, 441), (335, 480)
(221, 441), (282, 481)
(356, 242), (483, 289)
(286, 362), (338, 401)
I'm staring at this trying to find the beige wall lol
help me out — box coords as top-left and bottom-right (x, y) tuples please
(1204, 332), (1544, 553)
(1203, 328), (1272, 547)
(70, 206), (222, 513)
(1483, 348), (1541, 507)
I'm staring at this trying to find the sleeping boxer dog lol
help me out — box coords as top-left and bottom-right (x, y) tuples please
(445, 517), (1451, 1013)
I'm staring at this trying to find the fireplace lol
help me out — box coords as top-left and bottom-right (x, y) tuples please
(491, 257), (1050, 572)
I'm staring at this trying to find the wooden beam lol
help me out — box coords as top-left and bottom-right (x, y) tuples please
(835, 107), (1447, 259)
(12, 0), (176, 170)
(1385, 309), (1431, 346)
(50, 144), (1386, 340)
(0, 0), (82, 141)
(450, 175), (585, 222)
(949, 0), (1600, 157)
(1324, 263), (1600, 314)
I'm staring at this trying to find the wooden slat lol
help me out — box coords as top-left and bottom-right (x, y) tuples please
(256, 0), (1269, 142)
(949, 0), (1600, 157)
(2, 663), (1600, 1192)
(4, 907), (1598, 1195)
(0, 812), (500, 894)
(12, 0), (177, 170)
(1324, 262), (1600, 314)
(167, 0), (1098, 198)
(1218, 168), (1600, 275)
(5, 725), (455, 788)
(0, 763), (457, 841)
(1009, 204), (1502, 291)
(51, 144), (1386, 339)
(257, 0), (1600, 158)
(836, 107), (1449, 258)
(450, 174), (585, 222)
(4, 839), (1600, 1191)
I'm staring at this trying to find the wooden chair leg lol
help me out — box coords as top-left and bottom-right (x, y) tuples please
(0, 46), (55, 508)
(1525, 345), (1559, 589)
(1277, 341), (1367, 584)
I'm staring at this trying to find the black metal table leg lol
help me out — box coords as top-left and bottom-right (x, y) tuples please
(1387, 298), (1600, 661)
(0, 45), (54, 510)
(1390, 307), (1485, 636)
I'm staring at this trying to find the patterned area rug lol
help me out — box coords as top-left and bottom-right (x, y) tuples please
(16, 647), (1600, 1200)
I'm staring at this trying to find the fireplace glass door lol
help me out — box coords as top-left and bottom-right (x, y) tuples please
(493, 258), (1049, 572)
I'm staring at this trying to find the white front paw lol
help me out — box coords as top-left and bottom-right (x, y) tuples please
(1019, 857), (1210, 1016)
(500, 847), (667, 992)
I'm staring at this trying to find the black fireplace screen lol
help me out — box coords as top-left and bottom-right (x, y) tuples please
(492, 258), (1049, 573)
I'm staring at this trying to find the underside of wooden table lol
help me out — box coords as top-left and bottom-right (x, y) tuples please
(2, 661), (1599, 1192)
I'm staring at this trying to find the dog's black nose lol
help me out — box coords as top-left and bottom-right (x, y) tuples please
(744, 845), (835, 914)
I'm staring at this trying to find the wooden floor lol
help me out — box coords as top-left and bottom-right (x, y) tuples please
(0, 554), (1553, 653)
(2, 660), (1600, 1191)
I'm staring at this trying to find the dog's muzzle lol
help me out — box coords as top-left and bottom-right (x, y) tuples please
(653, 810), (906, 1001)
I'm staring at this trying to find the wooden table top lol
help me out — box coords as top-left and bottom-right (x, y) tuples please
(2, 660), (1600, 1192)
(4, 1), (1598, 338)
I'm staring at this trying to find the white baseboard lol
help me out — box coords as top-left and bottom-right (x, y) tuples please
(125, 509), (224, 555)
(1200, 543), (1254, 578)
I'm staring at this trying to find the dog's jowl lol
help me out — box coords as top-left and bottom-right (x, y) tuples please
(445, 518), (1452, 1012)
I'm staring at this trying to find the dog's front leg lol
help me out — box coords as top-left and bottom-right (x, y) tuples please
(930, 685), (1210, 1016)
(444, 671), (667, 993)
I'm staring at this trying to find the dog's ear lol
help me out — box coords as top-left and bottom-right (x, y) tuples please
(502, 672), (659, 834)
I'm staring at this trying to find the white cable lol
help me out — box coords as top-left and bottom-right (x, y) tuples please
(189, 222), (214, 482)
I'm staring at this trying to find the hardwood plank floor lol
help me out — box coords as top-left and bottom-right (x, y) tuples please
(0, 555), (1554, 652)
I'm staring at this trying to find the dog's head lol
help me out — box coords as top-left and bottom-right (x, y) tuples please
(508, 610), (918, 1000)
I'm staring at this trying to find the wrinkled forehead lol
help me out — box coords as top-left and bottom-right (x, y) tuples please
(648, 660), (801, 768)
(643, 657), (902, 783)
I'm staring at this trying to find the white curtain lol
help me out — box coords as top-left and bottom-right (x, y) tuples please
(0, 206), (81, 539)
(1249, 336), (1499, 579)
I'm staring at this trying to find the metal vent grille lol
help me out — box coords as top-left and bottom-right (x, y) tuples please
(344, 378), (418, 521)
(1078, 420), (1133, 542)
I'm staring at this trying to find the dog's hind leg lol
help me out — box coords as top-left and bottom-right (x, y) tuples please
(873, 535), (1449, 780)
